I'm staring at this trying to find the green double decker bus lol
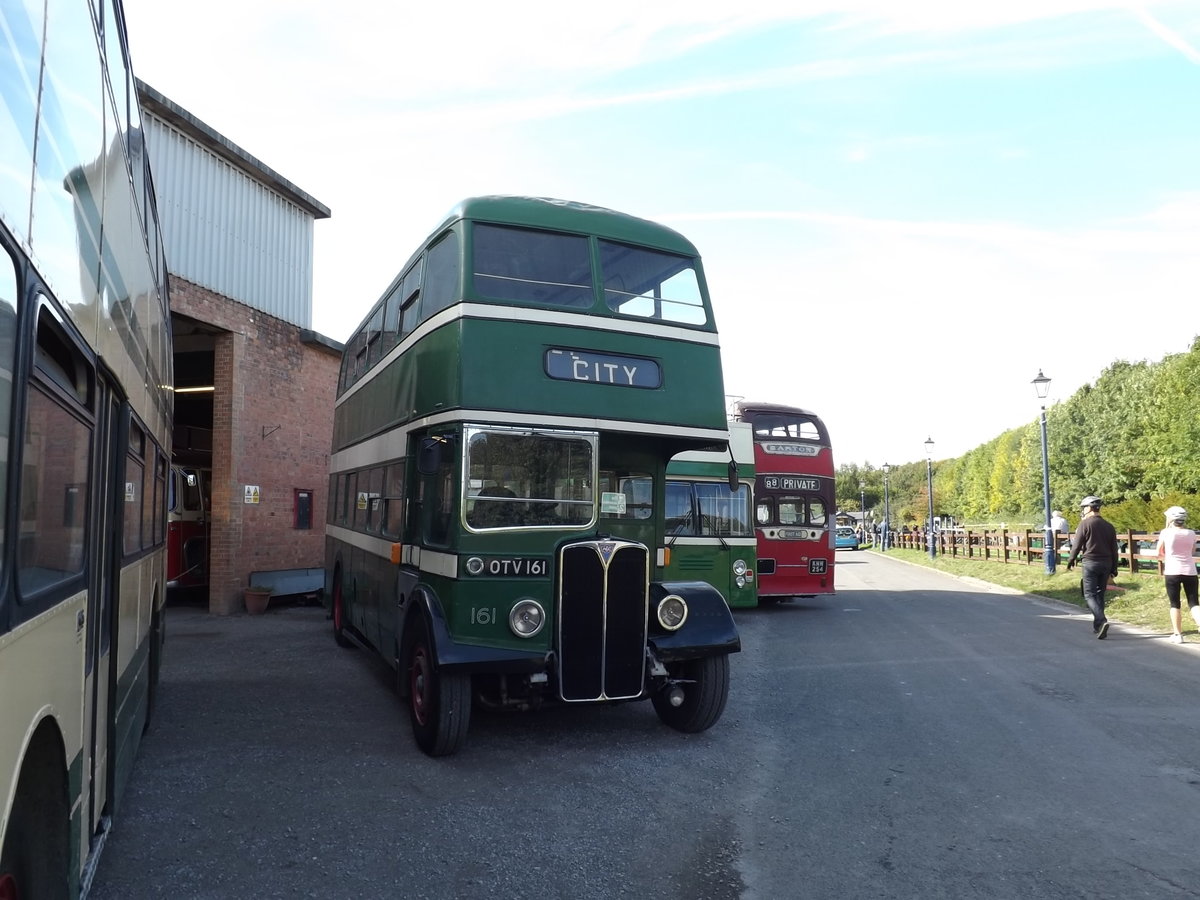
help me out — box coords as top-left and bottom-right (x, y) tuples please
(664, 420), (757, 608)
(325, 196), (740, 756)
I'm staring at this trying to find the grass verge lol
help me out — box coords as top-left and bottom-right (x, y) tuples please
(872, 546), (1191, 641)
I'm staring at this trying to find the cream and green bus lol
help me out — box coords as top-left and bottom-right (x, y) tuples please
(664, 421), (757, 608)
(1, 1), (173, 896)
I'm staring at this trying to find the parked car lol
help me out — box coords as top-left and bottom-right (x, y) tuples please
(836, 526), (859, 550)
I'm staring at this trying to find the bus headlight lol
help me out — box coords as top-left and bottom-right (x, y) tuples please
(656, 595), (688, 631)
(508, 599), (545, 638)
(732, 558), (748, 577)
(735, 575), (747, 589)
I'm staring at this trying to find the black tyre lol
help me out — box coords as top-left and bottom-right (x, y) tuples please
(332, 576), (352, 648)
(144, 604), (164, 733)
(406, 617), (471, 757)
(652, 653), (730, 733)
(0, 753), (70, 900)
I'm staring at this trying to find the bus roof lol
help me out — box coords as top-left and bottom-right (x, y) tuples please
(733, 401), (823, 420)
(434, 196), (701, 257)
(670, 421), (754, 469)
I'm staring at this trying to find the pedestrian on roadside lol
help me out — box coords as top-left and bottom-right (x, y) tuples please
(1050, 508), (1071, 560)
(1050, 508), (1069, 539)
(1065, 495), (1119, 639)
(1155, 505), (1199, 644)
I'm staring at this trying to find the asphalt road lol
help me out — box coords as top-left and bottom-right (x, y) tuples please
(90, 553), (1200, 899)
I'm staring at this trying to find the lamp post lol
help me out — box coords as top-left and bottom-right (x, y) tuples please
(859, 481), (866, 544)
(1032, 369), (1055, 574)
(925, 437), (936, 559)
(882, 463), (891, 550)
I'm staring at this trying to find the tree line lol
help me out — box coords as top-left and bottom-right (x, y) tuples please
(836, 337), (1200, 533)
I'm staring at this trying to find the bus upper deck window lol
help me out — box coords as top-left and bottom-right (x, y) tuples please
(472, 224), (592, 308)
(599, 241), (707, 326)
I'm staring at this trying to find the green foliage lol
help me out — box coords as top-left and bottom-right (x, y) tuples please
(835, 463), (879, 512)
(838, 338), (1200, 530)
(1104, 492), (1200, 533)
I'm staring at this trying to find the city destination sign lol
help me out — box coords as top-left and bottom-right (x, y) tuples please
(545, 348), (661, 388)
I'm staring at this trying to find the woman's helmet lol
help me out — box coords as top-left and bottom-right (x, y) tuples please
(1165, 505), (1187, 524)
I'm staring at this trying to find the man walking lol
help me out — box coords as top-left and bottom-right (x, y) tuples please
(1066, 496), (1120, 639)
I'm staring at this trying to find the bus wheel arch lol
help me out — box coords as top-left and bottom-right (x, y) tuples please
(401, 603), (471, 757)
(0, 720), (71, 900)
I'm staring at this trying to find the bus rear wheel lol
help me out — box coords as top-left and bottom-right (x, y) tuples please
(145, 603), (164, 733)
(652, 654), (730, 734)
(406, 619), (470, 757)
(332, 577), (351, 648)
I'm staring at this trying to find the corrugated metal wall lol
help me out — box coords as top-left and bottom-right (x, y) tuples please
(144, 114), (314, 328)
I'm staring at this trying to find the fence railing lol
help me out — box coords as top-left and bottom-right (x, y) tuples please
(881, 528), (1198, 575)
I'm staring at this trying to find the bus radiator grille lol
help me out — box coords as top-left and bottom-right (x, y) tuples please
(557, 541), (649, 701)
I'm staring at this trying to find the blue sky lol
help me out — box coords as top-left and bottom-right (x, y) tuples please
(122, 1), (1200, 467)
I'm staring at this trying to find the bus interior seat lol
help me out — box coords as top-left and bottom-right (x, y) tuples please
(475, 485), (520, 527)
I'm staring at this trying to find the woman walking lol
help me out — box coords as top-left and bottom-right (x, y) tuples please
(1155, 505), (1199, 644)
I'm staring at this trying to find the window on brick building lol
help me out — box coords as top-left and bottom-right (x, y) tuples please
(295, 489), (313, 530)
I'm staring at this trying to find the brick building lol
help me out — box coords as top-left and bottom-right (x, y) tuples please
(139, 82), (342, 615)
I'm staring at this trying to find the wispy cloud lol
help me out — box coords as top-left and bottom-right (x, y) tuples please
(1127, 4), (1200, 63)
(696, 191), (1200, 462)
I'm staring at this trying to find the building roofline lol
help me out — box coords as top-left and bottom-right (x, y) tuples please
(136, 80), (331, 220)
(300, 329), (344, 356)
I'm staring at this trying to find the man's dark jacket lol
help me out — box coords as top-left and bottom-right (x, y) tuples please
(1066, 515), (1119, 576)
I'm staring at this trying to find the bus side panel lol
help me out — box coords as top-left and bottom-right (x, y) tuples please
(461, 320), (728, 434)
(108, 557), (157, 819)
(334, 320), (728, 452)
(364, 546), (395, 654)
(0, 596), (86, 882)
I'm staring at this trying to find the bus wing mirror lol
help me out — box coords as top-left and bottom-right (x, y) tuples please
(728, 460), (739, 493)
(417, 437), (444, 476)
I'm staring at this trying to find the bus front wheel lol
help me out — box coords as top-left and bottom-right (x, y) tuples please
(406, 618), (470, 757)
(652, 654), (730, 734)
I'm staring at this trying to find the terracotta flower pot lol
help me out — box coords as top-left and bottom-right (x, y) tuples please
(244, 589), (272, 615)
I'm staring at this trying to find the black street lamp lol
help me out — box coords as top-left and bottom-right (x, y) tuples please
(925, 437), (936, 559)
(859, 481), (866, 543)
(1033, 369), (1055, 574)
(882, 463), (891, 550)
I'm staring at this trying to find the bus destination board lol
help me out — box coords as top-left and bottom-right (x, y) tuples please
(758, 475), (821, 493)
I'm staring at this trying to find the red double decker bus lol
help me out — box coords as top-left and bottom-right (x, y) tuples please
(167, 466), (211, 594)
(731, 401), (835, 598)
